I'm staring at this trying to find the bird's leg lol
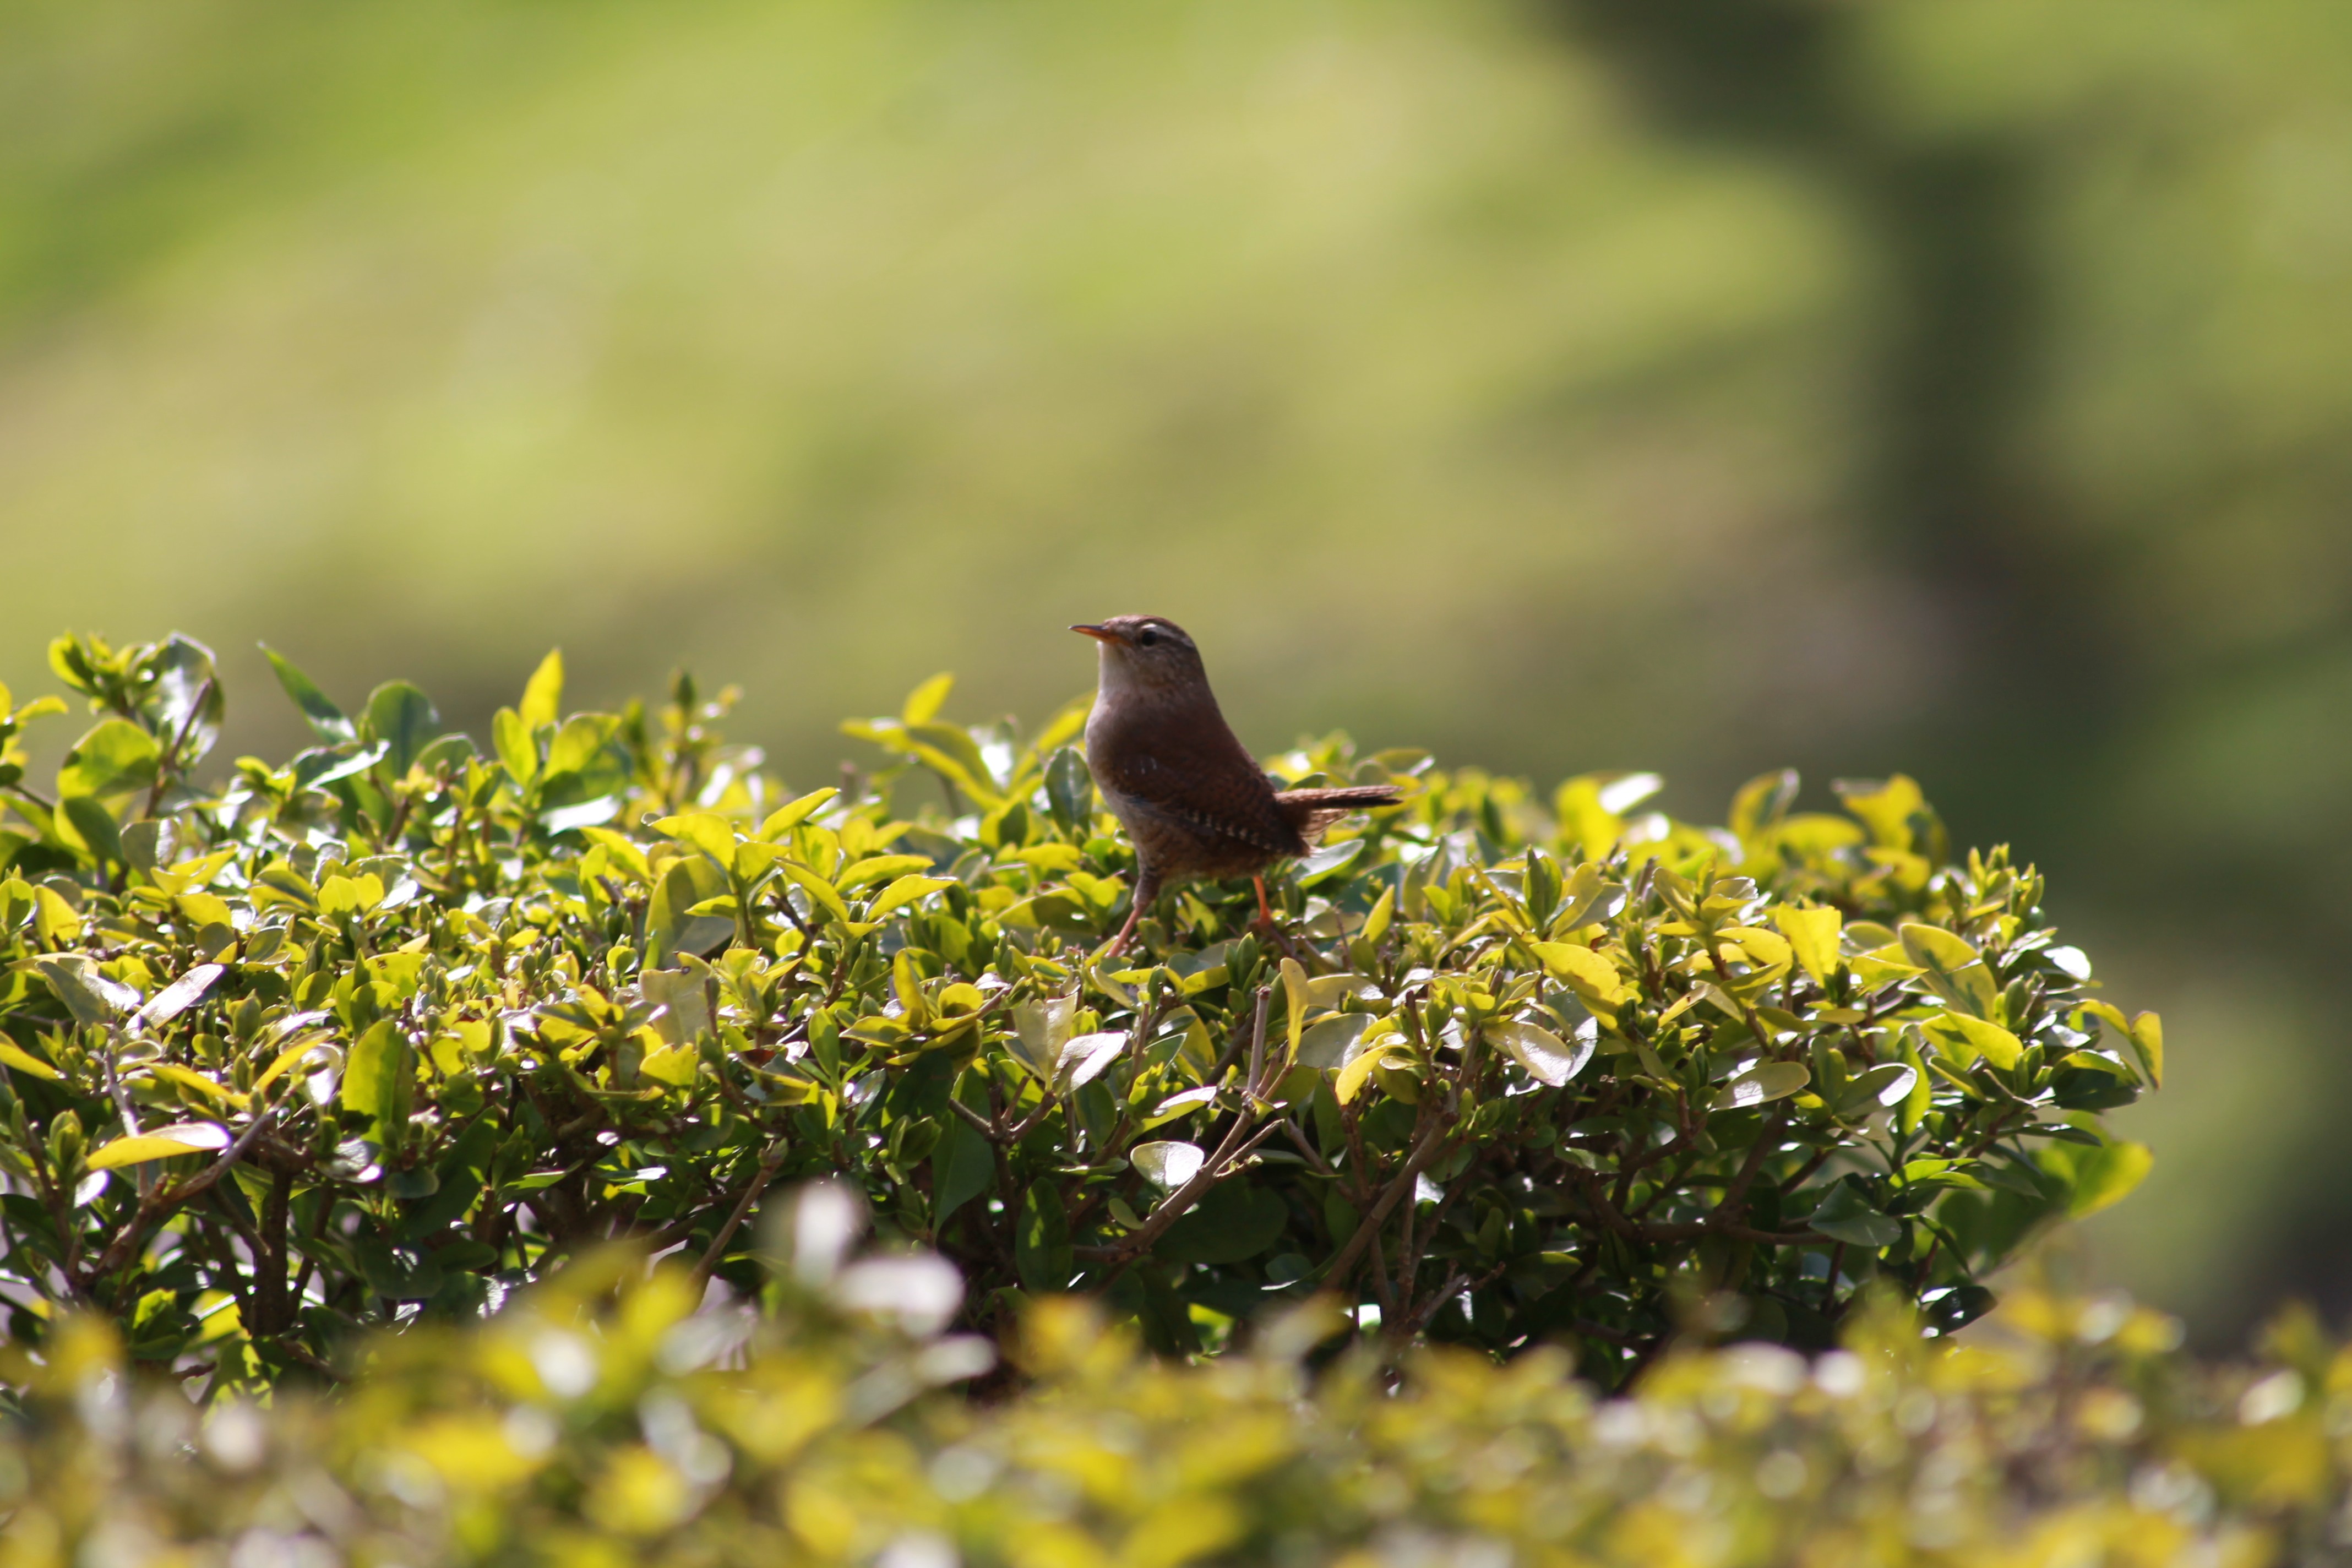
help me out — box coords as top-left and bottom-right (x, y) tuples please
(1251, 874), (1311, 966)
(1103, 864), (1161, 958)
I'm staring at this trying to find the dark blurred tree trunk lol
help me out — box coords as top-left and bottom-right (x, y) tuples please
(1542, 0), (2121, 817)
(1540, 0), (2352, 1342)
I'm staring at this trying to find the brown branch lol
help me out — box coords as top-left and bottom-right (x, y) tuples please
(144, 674), (217, 819)
(81, 1107), (278, 1286)
(693, 1142), (788, 1283)
(1322, 1112), (1460, 1288)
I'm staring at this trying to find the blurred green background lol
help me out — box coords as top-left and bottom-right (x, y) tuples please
(5, 0), (2349, 1343)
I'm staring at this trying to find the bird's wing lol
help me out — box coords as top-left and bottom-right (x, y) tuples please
(1098, 736), (1300, 857)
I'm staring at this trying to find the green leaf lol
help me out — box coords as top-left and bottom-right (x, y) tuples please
(840, 854), (932, 892)
(1009, 996), (1075, 1085)
(647, 857), (734, 964)
(1157, 1180), (1286, 1265)
(1899, 923), (1999, 1019)
(1809, 1179), (1902, 1248)
(1549, 862), (1627, 935)
(1295, 1013), (1371, 1071)
(318, 873), (385, 918)
(1130, 1141), (1206, 1191)
(1043, 747), (1092, 836)
(261, 645), (356, 743)
(56, 718), (160, 803)
(1487, 1019), (1589, 1088)
(55, 794), (123, 867)
(1921, 1010), (2024, 1071)
(929, 1116), (995, 1229)
(518, 649), (565, 731)
(362, 682), (439, 776)
(543, 714), (621, 785)
(144, 635), (222, 764)
(1898, 1029), (1932, 1134)
(34, 954), (138, 1023)
(2039, 1138), (2155, 1219)
(1718, 1061), (1810, 1109)
(1015, 1183), (1072, 1293)
(342, 1019), (415, 1139)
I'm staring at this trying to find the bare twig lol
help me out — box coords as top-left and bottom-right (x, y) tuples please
(144, 674), (216, 819)
(81, 1107), (278, 1286)
(693, 1142), (788, 1282)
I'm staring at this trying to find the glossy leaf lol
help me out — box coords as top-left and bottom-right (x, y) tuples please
(260, 645), (356, 743)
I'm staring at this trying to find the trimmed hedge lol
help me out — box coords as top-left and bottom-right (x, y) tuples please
(1, 1193), (2338, 1568)
(0, 632), (2157, 1386)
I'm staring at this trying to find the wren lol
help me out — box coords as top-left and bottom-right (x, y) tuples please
(1072, 615), (1401, 954)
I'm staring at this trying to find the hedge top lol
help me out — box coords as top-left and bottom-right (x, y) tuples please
(0, 631), (2157, 1387)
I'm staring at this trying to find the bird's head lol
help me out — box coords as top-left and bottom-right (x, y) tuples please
(1071, 615), (1209, 699)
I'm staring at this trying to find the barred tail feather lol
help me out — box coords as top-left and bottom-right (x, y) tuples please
(1275, 783), (1403, 842)
(1275, 785), (1404, 808)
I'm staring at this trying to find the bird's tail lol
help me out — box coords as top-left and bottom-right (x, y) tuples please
(1275, 783), (1404, 841)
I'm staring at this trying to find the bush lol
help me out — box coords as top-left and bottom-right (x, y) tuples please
(1, 1194), (2338, 1568)
(0, 631), (2158, 1387)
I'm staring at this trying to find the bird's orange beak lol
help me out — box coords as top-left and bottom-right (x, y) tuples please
(1070, 624), (1116, 642)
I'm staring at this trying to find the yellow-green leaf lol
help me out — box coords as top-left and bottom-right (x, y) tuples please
(2041, 1139), (2155, 1219)
(868, 874), (954, 920)
(639, 1041), (700, 1088)
(88, 1123), (231, 1171)
(1531, 941), (1631, 1010)
(758, 787), (839, 841)
(492, 706), (538, 786)
(1772, 905), (1843, 986)
(1335, 1044), (1410, 1106)
(1280, 957), (1311, 1059)
(139, 1063), (238, 1104)
(655, 813), (741, 871)
(901, 673), (955, 726)
(518, 649), (565, 731)
(840, 854), (933, 892)
(251, 1036), (332, 1099)
(32, 885), (81, 944)
(0, 1037), (60, 1081)
(1720, 925), (1792, 970)
(1899, 923), (1999, 1019)
(775, 861), (851, 925)
(1922, 1010), (2024, 1071)
(318, 873), (384, 918)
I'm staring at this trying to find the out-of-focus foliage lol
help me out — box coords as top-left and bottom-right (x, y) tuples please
(0, 633), (2155, 1386)
(3, 1189), (2345, 1568)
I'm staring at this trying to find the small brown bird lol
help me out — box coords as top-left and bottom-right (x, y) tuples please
(1072, 615), (1402, 954)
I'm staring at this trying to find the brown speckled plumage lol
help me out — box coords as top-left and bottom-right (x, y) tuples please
(1074, 615), (1401, 951)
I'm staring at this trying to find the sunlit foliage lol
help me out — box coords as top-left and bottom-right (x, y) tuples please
(0, 633), (2154, 1387)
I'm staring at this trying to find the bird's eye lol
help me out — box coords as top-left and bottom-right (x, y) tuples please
(1137, 627), (1161, 647)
